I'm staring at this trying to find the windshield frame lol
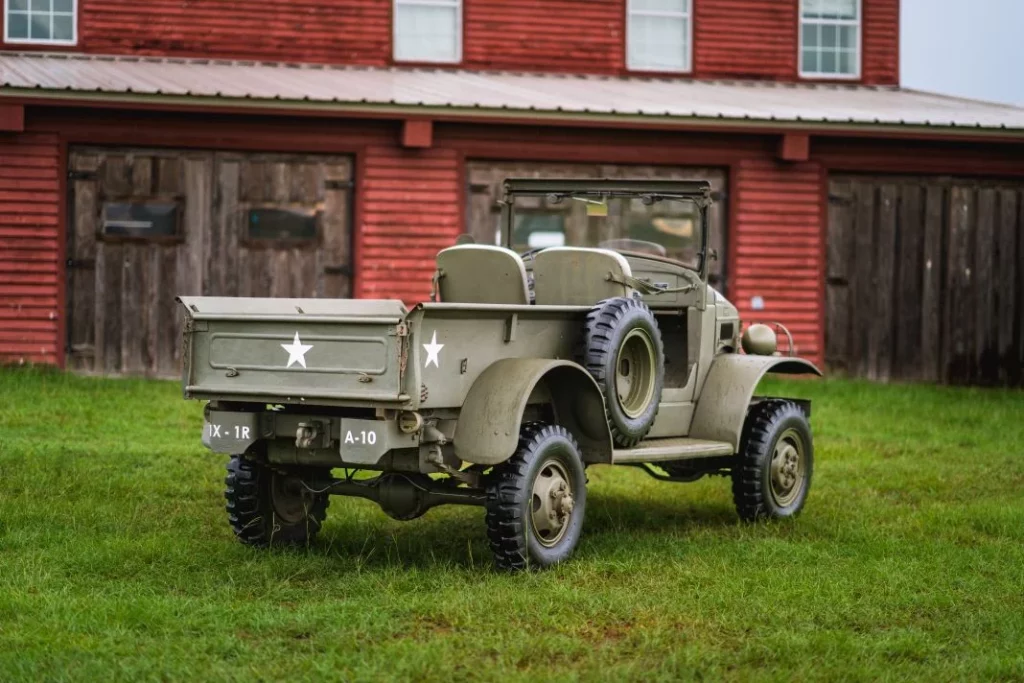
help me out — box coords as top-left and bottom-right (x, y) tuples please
(498, 178), (713, 279)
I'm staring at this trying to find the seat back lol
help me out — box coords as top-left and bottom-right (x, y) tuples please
(435, 245), (530, 305)
(533, 247), (633, 306)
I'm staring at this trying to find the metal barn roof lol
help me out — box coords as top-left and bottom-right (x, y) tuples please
(3, 52), (1024, 136)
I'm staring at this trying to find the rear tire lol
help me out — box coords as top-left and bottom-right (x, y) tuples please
(224, 453), (330, 547)
(582, 297), (664, 447)
(485, 424), (587, 572)
(732, 400), (813, 521)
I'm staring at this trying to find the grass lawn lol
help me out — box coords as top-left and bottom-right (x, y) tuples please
(0, 368), (1022, 681)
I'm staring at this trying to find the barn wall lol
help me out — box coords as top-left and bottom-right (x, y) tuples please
(0, 0), (898, 84)
(79, 0), (391, 66)
(357, 146), (462, 302)
(464, 0), (623, 74)
(730, 158), (824, 362)
(862, 0), (900, 85)
(0, 132), (62, 366)
(693, 0), (797, 80)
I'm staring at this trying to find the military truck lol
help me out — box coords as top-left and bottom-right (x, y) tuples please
(179, 178), (820, 571)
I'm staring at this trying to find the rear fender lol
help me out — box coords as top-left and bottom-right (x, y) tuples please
(454, 358), (613, 465)
(688, 354), (822, 450)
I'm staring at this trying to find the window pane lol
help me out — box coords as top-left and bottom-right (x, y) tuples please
(629, 15), (687, 70)
(801, 48), (818, 74)
(632, 0), (688, 13)
(821, 50), (837, 74)
(802, 23), (819, 48)
(839, 49), (855, 74)
(55, 0), (73, 11)
(102, 202), (181, 239)
(29, 13), (51, 40)
(839, 25), (855, 49)
(821, 24), (837, 48)
(9, 0), (29, 10)
(7, 12), (29, 38)
(802, 0), (856, 20)
(247, 208), (318, 241)
(30, 0), (50, 10)
(53, 14), (73, 41)
(394, 4), (459, 62)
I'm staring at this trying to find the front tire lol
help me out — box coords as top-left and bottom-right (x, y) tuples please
(485, 425), (588, 571)
(224, 454), (330, 547)
(732, 399), (813, 521)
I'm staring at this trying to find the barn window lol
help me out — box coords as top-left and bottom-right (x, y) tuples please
(246, 207), (319, 244)
(800, 0), (860, 78)
(626, 0), (692, 73)
(101, 201), (181, 240)
(4, 0), (76, 45)
(393, 0), (461, 63)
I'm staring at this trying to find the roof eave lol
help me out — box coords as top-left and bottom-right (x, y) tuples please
(3, 87), (1023, 142)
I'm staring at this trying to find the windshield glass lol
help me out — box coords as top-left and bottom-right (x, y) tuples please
(503, 195), (705, 270)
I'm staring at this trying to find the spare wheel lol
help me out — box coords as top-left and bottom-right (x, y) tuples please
(581, 297), (665, 447)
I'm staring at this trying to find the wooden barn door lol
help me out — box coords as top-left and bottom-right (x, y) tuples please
(826, 175), (1024, 385)
(67, 148), (352, 377)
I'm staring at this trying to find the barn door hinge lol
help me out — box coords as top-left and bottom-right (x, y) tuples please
(67, 170), (97, 181)
(323, 264), (352, 276)
(710, 190), (727, 202)
(828, 193), (853, 206)
(324, 179), (355, 190)
(66, 258), (95, 269)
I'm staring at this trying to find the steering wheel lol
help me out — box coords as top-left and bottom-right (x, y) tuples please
(517, 247), (546, 262)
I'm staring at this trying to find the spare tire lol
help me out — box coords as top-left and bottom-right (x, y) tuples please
(582, 297), (664, 447)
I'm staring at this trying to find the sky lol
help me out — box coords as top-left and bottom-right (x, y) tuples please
(900, 0), (1024, 107)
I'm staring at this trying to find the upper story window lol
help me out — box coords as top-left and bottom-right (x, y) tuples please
(627, 0), (692, 73)
(800, 0), (860, 78)
(393, 0), (461, 64)
(4, 0), (76, 45)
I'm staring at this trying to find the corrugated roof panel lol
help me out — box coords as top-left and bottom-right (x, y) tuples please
(1, 52), (1023, 134)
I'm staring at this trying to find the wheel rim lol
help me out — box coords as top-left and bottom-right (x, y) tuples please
(769, 428), (806, 507)
(615, 328), (656, 419)
(530, 457), (575, 547)
(271, 473), (314, 524)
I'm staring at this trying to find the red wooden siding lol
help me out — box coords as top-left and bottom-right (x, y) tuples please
(0, 1), (899, 85)
(0, 133), (61, 365)
(80, 0), (391, 65)
(730, 158), (824, 364)
(464, 0), (623, 73)
(357, 146), (461, 303)
(693, 0), (798, 80)
(862, 0), (900, 85)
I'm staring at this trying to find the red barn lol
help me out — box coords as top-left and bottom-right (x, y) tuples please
(1, 0), (1023, 384)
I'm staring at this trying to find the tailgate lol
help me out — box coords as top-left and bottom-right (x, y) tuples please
(179, 296), (410, 405)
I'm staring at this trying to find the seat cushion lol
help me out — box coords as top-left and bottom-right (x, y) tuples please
(435, 245), (530, 305)
(533, 247), (633, 306)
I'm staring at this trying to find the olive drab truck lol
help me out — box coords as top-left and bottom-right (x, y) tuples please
(179, 178), (820, 571)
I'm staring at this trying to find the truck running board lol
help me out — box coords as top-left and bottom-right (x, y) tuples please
(612, 437), (735, 464)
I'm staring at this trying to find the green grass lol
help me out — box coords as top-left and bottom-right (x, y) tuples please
(1, 368), (1022, 682)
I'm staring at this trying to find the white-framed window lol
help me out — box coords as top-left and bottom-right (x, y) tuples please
(393, 0), (461, 64)
(799, 0), (860, 78)
(627, 0), (692, 73)
(4, 0), (76, 45)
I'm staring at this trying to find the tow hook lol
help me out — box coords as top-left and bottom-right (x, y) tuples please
(295, 422), (322, 449)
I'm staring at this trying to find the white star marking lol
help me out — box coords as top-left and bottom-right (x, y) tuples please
(422, 330), (444, 368)
(281, 332), (313, 369)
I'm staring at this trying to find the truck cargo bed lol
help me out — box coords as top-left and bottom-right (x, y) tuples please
(179, 297), (410, 406)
